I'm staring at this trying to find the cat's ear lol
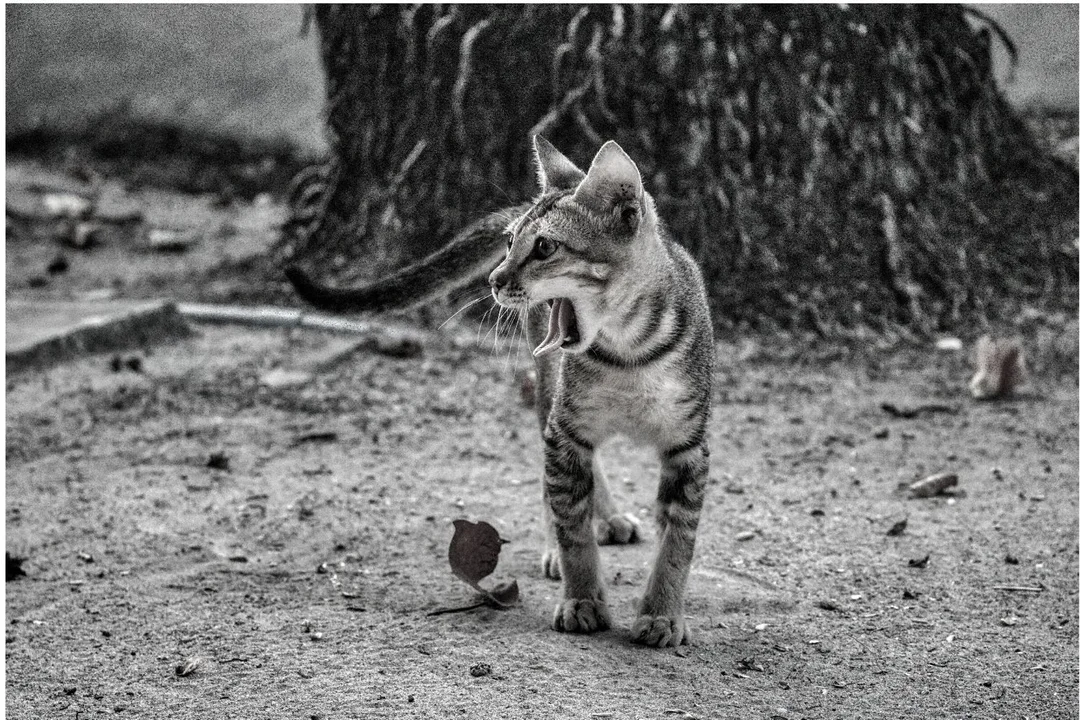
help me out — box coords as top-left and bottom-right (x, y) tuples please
(572, 141), (643, 232)
(533, 135), (585, 193)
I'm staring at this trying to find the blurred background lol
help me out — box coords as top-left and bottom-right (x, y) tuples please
(7, 5), (1076, 153)
(6, 4), (1078, 338)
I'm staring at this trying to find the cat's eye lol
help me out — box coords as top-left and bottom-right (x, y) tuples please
(532, 235), (559, 260)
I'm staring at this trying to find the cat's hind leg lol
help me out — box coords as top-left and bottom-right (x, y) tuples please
(543, 456), (640, 580)
(590, 456), (641, 546)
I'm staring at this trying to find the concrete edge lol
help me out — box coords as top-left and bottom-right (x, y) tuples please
(6, 300), (194, 376)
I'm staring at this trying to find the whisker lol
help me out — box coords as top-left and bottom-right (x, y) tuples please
(496, 306), (514, 358)
(486, 306), (505, 356)
(439, 293), (490, 330)
(504, 308), (521, 370)
(447, 285), (490, 304)
(463, 170), (516, 206)
(476, 303), (497, 347)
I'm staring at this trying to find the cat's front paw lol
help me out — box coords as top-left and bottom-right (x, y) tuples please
(596, 512), (641, 545)
(631, 614), (690, 648)
(552, 598), (611, 634)
(541, 548), (561, 580)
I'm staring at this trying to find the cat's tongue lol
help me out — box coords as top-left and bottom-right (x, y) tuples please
(533, 298), (575, 357)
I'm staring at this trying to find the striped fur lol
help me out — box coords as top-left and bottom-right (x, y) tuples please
(491, 139), (714, 647)
(286, 202), (532, 313)
(286, 137), (715, 648)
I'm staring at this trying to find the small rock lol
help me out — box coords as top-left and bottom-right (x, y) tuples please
(908, 554), (930, 569)
(1000, 616), (1019, 627)
(259, 368), (313, 389)
(175, 656), (203, 677)
(886, 518), (908, 536)
(146, 227), (199, 253)
(207, 452), (230, 471)
(47, 254), (69, 275)
(43, 192), (92, 218)
(735, 657), (764, 672)
(908, 472), (958, 499)
(469, 663), (492, 677)
(872, 427), (889, 439)
(735, 531), (756, 542)
(1004, 554), (1019, 565)
(817, 599), (839, 612)
(934, 337), (963, 351)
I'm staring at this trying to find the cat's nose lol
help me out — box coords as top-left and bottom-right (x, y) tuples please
(488, 267), (508, 293)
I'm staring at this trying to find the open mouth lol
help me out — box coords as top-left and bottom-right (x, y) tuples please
(533, 298), (582, 357)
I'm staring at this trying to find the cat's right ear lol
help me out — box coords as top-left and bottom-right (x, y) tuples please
(533, 135), (586, 193)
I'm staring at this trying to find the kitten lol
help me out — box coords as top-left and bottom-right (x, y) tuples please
(288, 137), (715, 646)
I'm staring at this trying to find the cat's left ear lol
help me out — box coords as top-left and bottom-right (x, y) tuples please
(572, 141), (643, 232)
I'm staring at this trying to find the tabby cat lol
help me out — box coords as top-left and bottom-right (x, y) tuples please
(287, 137), (715, 647)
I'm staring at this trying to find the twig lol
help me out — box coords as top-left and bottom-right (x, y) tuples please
(426, 601), (487, 617)
(882, 402), (959, 419)
(992, 585), (1043, 593)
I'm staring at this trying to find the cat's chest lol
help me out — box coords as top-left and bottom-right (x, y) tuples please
(562, 362), (694, 445)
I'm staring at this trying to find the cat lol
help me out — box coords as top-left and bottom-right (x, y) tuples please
(287, 137), (715, 647)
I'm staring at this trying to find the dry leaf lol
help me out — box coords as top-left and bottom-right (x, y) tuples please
(970, 336), (1027, 400)
(7, 552), (27, 581)
(448, 520), (506, 591)
(488, 579), (520, 608)
(443, 520), (519, 610)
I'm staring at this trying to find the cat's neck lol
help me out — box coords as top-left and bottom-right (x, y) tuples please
(585, 221), (681, 356)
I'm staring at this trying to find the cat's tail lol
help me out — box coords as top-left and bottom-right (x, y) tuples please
(285, 203), (528, 314)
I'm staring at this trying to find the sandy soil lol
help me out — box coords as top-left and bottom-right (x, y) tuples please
(5, 161), (1078, 719)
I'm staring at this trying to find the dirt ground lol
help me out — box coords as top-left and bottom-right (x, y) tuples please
(5, 160), (1079, 719)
